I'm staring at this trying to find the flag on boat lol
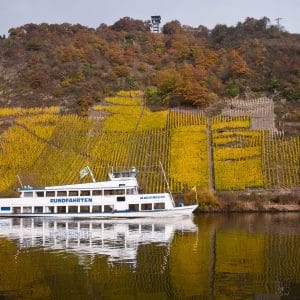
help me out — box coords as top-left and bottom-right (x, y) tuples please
(79, 166), (90, 179)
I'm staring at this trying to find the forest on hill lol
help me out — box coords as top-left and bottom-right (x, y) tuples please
(0, 17), (299, 114)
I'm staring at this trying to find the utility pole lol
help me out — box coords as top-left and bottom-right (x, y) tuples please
(275, 17), (283, 28)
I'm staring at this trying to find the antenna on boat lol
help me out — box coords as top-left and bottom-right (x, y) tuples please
(16, 175), (24, 188)
(159, 160), (175, 206)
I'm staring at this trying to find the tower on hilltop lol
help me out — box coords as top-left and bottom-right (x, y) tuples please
(151, 16), (161, 33)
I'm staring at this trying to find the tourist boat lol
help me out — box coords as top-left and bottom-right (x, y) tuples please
(0, 168), (198, 218)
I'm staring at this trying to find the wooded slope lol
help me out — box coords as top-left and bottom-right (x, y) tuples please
(0, 17), (299, 114)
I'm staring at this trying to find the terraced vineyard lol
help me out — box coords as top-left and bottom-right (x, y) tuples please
(212, 128), (265, 190)
(264, 134), (300, 189)
(167, 109), (209, 192)
(0, 93), (299, 194)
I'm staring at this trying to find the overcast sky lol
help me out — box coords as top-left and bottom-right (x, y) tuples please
(1, 0), (299, 36)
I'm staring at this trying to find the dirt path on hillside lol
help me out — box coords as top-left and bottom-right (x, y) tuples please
(207, 117), (215, 192)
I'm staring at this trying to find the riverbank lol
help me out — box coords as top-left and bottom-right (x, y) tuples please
(194, 188), (300, 213)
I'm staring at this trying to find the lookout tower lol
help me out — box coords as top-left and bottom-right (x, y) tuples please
(151, 16), (161, 33)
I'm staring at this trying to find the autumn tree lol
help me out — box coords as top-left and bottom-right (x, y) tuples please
(110, 17), (150, 32)
(162, 20), (182, 35)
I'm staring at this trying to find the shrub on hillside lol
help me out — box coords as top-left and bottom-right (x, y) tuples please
(184, 188), (221, 209)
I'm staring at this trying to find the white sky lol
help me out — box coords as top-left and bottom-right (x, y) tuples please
(1, 0), (299, 36)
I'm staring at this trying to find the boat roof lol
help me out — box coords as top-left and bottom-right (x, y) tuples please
(46, 178), (138, 190)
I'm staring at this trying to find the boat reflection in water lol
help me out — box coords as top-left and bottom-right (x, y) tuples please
(0, 217), (197, 264)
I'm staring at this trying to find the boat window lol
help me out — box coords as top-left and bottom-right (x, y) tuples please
(34, 206), (43, 213)
(141, 203), (152, 211)
(68, 222), (77, 229)
(92, 205), (102, 213)
(104, 205), (114, 212)
(129, 204), (139, 212)
(126, 188), (136, 195)
(69, 190), (78, 196)
(45, 206), (54, 213)
(129, 224), (139, 231)
(113, 171), (131, 178)
(104, 223), (114, 229)
(1, 207), (10, 211)
(23, 206), (32, 213)
(47, 221), (54, 228)
(104, 189), (125, 196)
(80, 223), (89, 229)
(80, 190), (91, 196)
(13, 207), (21, 214)
(154, 224), (165, 232)
(57, 206), (66, 213)
(57, 222), (66, 228)
(24, 192), (33, 198)
(23, 218), (32, 227)
(46, 191), (55, 197)
(12, 218), (21, 226)
(80, 206), (90, 213)
(119, 184), (125, 187)
(92, 190), (102, 196)
(154, 202), (165, 210)
(57, 191), (67, 196)
(117, 196), (125, 202)
(141, 224), (152, 232)
(34, 219), (43, 228)
(92, 222), (102, 229)
(68, 206), (78, 213)
(36, 191), (44, 197)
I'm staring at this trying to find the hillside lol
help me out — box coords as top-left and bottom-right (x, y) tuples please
(0, 17), (299, 115)
(0, 93), (299, 208)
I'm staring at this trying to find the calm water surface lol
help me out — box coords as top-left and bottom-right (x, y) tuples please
(0, 213), (299, 299)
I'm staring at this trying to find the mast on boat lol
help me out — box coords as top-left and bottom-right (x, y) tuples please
(159, 161), (175, 207)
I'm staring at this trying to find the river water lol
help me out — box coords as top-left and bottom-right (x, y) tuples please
(0, 213), (299, 299)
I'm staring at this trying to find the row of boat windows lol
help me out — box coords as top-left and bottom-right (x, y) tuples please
(3, 202), (166, 213)
(22, 188), (137, 198)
